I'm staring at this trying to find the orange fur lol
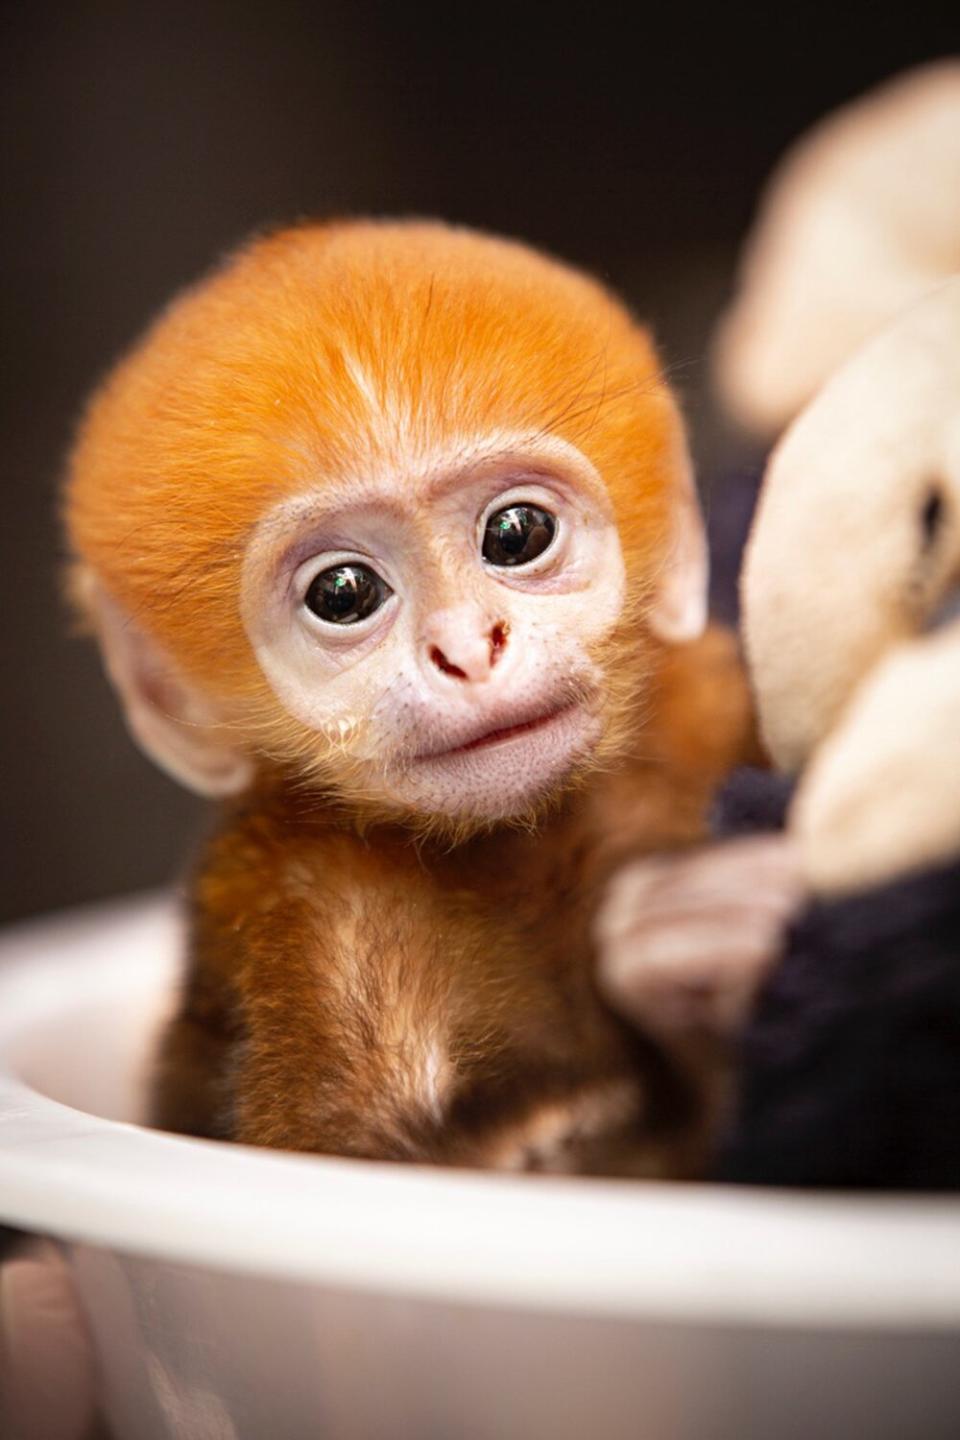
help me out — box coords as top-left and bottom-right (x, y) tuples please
(154, 626), (750, 1175)
(64, 221), (752, 1173)
(66, 221), (678, 697)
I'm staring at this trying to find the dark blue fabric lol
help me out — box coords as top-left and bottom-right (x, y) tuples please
(703, 465), (765, 626)
(711, 769), (960, 1190)
(710, 765), (794, 837)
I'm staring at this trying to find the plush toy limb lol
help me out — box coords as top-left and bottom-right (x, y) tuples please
(594, 836), (806, 1038)
(793, 625), (960, 897)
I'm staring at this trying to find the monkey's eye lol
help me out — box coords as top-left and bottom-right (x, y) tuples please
(482, 504), (557, 567)
(303, 563), (391, 625)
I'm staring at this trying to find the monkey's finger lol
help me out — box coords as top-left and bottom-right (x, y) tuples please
(600, 911), (782, 980)
(598, 917), (783, 1035)
(596, 841), (804, 943)
(596, 884), (803, 944)
(609, 835), (802, 902)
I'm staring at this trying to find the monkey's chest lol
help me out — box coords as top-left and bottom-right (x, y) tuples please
(306, 872), (664, 1176)
(205, 829), (690, 1176)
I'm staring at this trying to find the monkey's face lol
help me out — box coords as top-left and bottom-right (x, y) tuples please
(66, 221), (706, 829)
(242, 435), (627, 824)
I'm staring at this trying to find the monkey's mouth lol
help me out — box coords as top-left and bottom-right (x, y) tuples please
(416, 702), (582, 761)
(395, 699), (601, 817)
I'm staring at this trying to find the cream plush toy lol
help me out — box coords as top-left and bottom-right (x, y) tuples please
(744, 276), (960, 894)
(713, 60), (960, 438)
(722, 278), (960, 1185)
(598, 279), (960, 1186)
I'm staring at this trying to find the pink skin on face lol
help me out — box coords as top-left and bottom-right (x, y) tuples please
(420, 701), (579, 757)
(241, 434), (626, 820)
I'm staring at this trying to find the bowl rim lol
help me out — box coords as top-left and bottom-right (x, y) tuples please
(1, 893), (959, 1330)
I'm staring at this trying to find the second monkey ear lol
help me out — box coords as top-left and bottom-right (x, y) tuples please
(647, 453), (709, 644)
(83, 578), (254, 799)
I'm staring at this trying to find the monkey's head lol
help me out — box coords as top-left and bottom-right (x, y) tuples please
(65, 221), (705, 836)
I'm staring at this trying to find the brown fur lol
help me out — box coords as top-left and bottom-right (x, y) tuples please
(65, 221), (684, 753)
(155, 626), (752, 1175)
(63, 221), (754, 1173)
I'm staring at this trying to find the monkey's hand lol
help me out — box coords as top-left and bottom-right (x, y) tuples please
(594, 836), (806, 1039)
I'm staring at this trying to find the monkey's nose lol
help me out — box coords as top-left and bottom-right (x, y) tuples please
(424, 614), (509, 683)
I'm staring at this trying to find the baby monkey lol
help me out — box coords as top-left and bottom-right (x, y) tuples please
(65, 221), (751, 1175)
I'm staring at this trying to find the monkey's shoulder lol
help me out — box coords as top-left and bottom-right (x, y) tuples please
(574, 626), (758, 867)
(653, 624), (756, 765)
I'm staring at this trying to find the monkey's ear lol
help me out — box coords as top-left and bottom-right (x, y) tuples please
(648, 455), (709, 643)
(85, 579), (254, 799)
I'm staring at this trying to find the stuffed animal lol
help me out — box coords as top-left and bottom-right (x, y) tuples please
(712, 60), (960, 439)
(718, 276), (960, 1187)
(598, 277), (960, 1187)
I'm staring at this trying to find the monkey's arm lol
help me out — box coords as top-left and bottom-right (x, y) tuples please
(647, 624), (765, 803)
(154, 806), (488, 1162)
(583, 625), (762, 887)
(153, 879), (434, 1160)
(588, 629), (784, 1053)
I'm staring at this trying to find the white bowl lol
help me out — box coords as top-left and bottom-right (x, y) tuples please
(0, 895), (958, 1439)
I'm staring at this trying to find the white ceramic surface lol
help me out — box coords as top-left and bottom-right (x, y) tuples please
(1, 895), (959, 1439)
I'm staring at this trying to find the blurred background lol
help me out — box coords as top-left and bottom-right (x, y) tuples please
(2, 1), (956, 924)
